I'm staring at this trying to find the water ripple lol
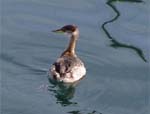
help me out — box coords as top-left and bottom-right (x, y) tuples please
(101, 0), (147, 62)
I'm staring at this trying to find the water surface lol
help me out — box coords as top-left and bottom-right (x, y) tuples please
(1, 0), (149, 114)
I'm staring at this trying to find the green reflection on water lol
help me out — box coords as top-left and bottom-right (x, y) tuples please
(48, 78), (78, 106)
(101, 0), (147, 62)
(48, 78), (102, 114)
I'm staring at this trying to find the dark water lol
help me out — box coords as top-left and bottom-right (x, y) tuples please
(1, 0), (149, 114)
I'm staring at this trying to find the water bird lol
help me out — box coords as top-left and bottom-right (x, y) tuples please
(50, 25), (86, 83)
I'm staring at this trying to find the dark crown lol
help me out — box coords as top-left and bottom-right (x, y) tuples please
(61, 25), (77, 32)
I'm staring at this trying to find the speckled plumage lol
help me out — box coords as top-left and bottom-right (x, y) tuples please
(50, 56), (86, 83)
(50, 25), (86, 83)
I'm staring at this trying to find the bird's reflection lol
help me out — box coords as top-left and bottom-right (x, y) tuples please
(48, 78), (102, 114)
(48, 78), (80, 106)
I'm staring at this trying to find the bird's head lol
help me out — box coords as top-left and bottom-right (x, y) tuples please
(52, 25), (79, 37)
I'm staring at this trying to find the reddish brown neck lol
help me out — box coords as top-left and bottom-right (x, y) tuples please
(61, 34), (78, 57)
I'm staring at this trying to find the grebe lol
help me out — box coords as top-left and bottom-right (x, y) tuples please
(50, 25), (86, 83)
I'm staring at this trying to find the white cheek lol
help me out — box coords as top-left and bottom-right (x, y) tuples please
(73, 30), (79, 36)
(65, 32), (72, 37)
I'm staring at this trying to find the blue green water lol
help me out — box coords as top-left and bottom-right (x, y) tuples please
(1, 0), (149, 114)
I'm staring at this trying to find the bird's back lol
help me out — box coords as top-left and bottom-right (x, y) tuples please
(50, 56), (86, 83)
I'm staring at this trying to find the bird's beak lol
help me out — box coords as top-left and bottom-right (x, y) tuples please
(52, 29), (64, 33)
